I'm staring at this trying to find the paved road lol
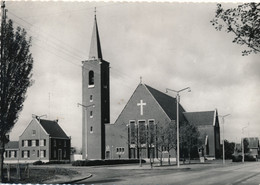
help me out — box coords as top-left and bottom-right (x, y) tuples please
(78, 162), (260, 184)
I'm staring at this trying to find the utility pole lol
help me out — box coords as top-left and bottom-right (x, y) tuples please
(219, 114), (230, 165)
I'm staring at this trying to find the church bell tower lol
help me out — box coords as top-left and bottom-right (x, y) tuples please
(82, 12), (110, 159)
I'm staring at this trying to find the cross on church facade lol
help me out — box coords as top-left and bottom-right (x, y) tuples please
(137, 100), (146, 116)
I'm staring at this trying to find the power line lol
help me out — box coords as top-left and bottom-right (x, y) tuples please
(8, 11), (87, 59)
(7, 8), (139, 92)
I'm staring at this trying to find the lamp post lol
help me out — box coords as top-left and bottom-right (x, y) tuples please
(77, 103), (95, 160)
(166, 87), (191, 168)
(219, 114), (230, 165)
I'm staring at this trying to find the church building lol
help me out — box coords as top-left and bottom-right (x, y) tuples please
(82, 13), (220, 160)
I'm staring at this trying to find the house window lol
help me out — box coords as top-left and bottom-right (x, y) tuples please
(40, 139), (46, 146)
(24, 140), (28, 147)
(63, 150), (66, 158)
(90, 126), (93, 133)
(8, 151), (11, 158)
(32, 140), (36, 147)
(11, 151), (15, 158)
(90, 95), (93, 102)
(116, 147), (125, 154)
(32, 130), (36, 136)
(89, 70), (94, 86)
(64, 140), (67, 147)
(53, 139), (56, 147)
(40, 150), (46, 158)
(37, 150), (39, 157)
(23, 151), (28, 158)
(28, 140), (32, 147)
(36, 140), (39, 146)
(90, 111), (93, 118)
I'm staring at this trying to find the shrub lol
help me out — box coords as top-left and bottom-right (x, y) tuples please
(45, 160), (70, 164)
(72, 159), (146, 166)
(33, 161), (45, 165)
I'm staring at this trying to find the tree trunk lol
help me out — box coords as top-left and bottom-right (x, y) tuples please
(160, 152), (163, 166)
(149, 148), (153, 169)
(139, 148), (142, 167)
(188, 147), (191, 164)
(0, 141), (5, 182)
(168, 154), (171, 165)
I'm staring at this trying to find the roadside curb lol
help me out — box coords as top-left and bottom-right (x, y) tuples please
(61, 174), (93, 184)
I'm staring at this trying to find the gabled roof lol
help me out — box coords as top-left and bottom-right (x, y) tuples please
(183, 111), (215, 126)
(5, 141), (19, 149)
(38, 119), (69, 139)
(89, 15), (102, 60)
(144, 84), (186, 122)
(244, 137), (259, 148)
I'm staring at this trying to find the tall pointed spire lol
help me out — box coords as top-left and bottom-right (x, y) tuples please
(89, 8), (103, 60)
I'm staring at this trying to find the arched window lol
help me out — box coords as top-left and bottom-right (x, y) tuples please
(90, 126), (93, 133)
(89, 71), (94, 85)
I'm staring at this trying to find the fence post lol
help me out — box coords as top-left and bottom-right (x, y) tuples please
(7, 164), (10, 181)
(27, 163), (29, 178)
(17, 163), (21, 180)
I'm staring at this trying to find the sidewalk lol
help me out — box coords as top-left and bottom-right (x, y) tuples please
(42, 167), (92, 184)
(42, 160), (233, 183)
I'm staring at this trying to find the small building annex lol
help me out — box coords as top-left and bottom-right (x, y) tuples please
(4, 117), (71, 163)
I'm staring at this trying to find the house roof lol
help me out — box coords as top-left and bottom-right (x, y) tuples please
(145, 84), (186, 122)
(244, 137), (259, 148)
(5, 141), (19, 149)
(38, 119), (69, 139)
(183, 111), (215, 126)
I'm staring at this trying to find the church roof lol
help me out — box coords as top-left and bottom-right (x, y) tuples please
(183, 111), (215, 126)
(38, 119), (69, 139)
(145, 84), (186, 122)
(89, 15), (103, 60)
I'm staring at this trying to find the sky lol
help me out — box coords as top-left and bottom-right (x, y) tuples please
(4, 1), (260, 150)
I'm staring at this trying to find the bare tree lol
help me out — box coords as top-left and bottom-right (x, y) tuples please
(0, 15), (34, 182)
(157, 120), (176, 166)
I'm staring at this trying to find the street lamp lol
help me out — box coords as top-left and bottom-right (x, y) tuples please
(77, 103), (95, 160)
(166, 87), (191, 168)
(219, 114), (230, 165)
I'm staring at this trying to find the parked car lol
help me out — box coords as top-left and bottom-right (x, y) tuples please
(232, 153), (257, 162)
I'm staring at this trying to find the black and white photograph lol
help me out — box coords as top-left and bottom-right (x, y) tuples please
(0, 0), (259, 184)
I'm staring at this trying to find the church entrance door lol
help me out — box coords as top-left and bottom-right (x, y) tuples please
(130, 148), (135, 158)
(106, 151), (110, 159)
